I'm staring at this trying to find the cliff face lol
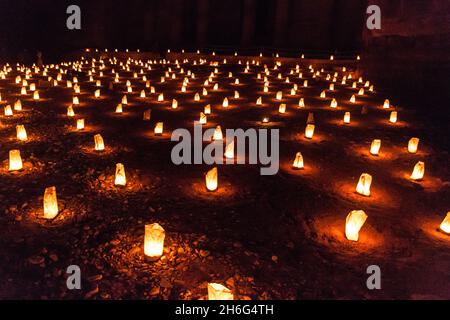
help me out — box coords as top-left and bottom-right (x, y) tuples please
(361, 0), (450, 116)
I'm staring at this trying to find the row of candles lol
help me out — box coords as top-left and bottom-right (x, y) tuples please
(1, 54), (448, 282)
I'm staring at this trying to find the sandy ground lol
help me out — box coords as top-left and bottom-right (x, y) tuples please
(0, 52), (449, 299)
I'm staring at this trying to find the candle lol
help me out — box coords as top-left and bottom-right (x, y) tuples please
(345, 210), (368, 242)
(9, 150), (23, 171)
(205, 167), (218, 191)
(370, 139), (381, 156)
(356, 173), (372, 196)
(144, 223), (165, 261)
(43, 186), (59, 219)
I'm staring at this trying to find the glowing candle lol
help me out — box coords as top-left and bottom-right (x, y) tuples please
(76, 119), (85, 130)
(358, 88), (364, 95)
(356, 173), (372, 196)
(320, 91), (326, 98)
(278, 103), (286, 114)
(222, 98), (229, 108)
(343, 112), (351, 124)
(213, 126), (223, 141)
(234, 91), (239, 99)
(329, 83), (334, 91)
(114, 163), (126, 186)
(21, 87), (27, 95)
(4, 105), (13, 116)
(94, 89), (100, 98)
(199, 112), (207, 124)
(67, 105), (75, 117)
(16, 125), (28, 141)
(144, 223), (165, 261)
(330, 98), (338, 108)
(122, 95), (128, 105)
(389, 111), (398, 123)
(73, 96), (79, 105)
(305, 124), (315, 139)
(256, 97), (262, 105)
(383, 99), (390, 109)
(140, 90), (146, 98)
(115, 103), (123, 113)
(14, 99), (22, 111)
(157, 93), (164, 102)
(276, 91), (283, 100)
(43, 186), (59, 219)
(33, 91), (40, 100)
(208, 283), (233, 300)
(370, 139), (381, 156)
(292, 152), (304, 169)
(439, 212), (450, 234)
(350, 95), (356, 103)
(345, 210), (368, 242)
(172, 99), (178, 109)
(205, 167), (218, 191)
(408, 138), (420, 154)
(204, 104), (211, 115)
(307, 112), (314, 124)
(154, 122), (164, 135)
(410, 161), (425, 181)
(224, 141), (235, 159)
(94, 134), (105, 151)
(9, 150), (23, 171)
(202, 88), (208, 96)
(194, 93), (200, 101)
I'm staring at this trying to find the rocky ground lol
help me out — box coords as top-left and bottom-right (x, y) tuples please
(0, 52), (448, 299)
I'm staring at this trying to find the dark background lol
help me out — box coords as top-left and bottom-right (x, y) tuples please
(0, 0), (448, 127)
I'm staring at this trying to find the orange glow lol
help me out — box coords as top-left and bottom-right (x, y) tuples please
(172, 99), (178, 109)
(154, 122), (163, 135)
(225, 141), (234, 159)
(213, 126), (223, 141)
(389, 111), (398, 123)
(370, 139), (381, 156)
(278, 103), (286, 114)
(343, 112), (351, 124)
(94, 134), (105, 151)
(76, 119), (85, 130)
(292, 152), (304, 169)
(16, 125), (28, 141)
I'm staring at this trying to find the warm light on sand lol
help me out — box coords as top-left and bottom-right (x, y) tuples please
(144, 223), (165, 261)
(345, 210), (368, 241)
(208, 283), (233, 300)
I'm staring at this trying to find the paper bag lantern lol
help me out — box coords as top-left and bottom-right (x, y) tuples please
(199, 112), (207, 125)
(343, 112), (351, 124)
(234, 91), (239, 99)
(114, 163), (126, 186)
(43, 186), (59, 219)
(225, 141), (234, 159)
(9, 150), (23, 171)
(350, 95), (356, 104)
(204, 104), (211, 115)
(14, 99), (22, 111)
(194, 93), (200, 101)
(143, 109), (151, 121)
(122, 95), (128, 105)
(330, 98), (338, 109)
(298, 98), (305, 108)
(73, 96), (79, 105)
(278, 103), (286, 114)
(94, 89), (100, 98)
(144, 223), (165, 261)
(94, 134), (105, 151)
(157, 93), (164, 102)
(345, 210), (368, 241)
(208, 283), (233, 300)
(256, 97), (262, 105)
(261, 117), (270, 124)
(115, 103), (123, 113)
(389, 111), (398, 123)
(408, 138), (419, 154)
(305, 124), (315, 139)
(67, 105), (75, 117)
(292, 152), (304, 169)
(383, 99), (390, 109)
(222, 98), (229, 108)
(16, 125), (28, 141)
(370, 139), (381, 156)
(356, 173), (372, 196)
(140, 90), (146, 98)
(33, 91), (40, 100)
(76, 119), (85, 130)
(439, 212), (450, 234)
(213, 126), (223, 141)
(205, 167), (218, 191)
(172, 99), (178, 109)
(154, 122), (164, 135)
(276, 91), (283, 100)
(4, 105), (13, 116)
(410, 161), (425, 181)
